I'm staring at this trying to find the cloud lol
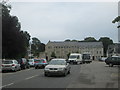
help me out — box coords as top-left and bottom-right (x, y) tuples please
(10, 2), (118, 44)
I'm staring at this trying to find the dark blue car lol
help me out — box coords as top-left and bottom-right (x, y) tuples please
(34, 59), (48, 69)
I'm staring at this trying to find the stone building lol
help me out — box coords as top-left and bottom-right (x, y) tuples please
(107, 43), (120, 57)
(45, 41), (103, 60)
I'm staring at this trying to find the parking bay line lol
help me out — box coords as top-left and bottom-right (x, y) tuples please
(25, 75), (38, 80)
(0, 83), (14, 88)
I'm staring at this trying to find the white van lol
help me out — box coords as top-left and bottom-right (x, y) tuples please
(68, 53), (82, 64)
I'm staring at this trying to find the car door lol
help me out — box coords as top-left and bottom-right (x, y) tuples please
(117, 57), (120, 65)
(14, 60), (18, 70)
(65, 62), (70, 72)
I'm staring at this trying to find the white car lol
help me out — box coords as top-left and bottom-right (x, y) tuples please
(28, 59), (35, 67)
(2, 60), (21, 72)
(44, 58), (71, 76)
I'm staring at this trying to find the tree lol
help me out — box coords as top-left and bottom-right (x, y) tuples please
(2, 3), (31, 59)
(82, 37), (97, 42)
(65, 39), (71, 42)
(67, 53), (70, 59)
(51, 52), (56, 58)
(31, 37), (45, 57)
(112, 16), (120, 28)
(99, 37), (113, 56)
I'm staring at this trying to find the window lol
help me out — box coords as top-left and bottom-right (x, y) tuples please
(48, 46), (52, 49)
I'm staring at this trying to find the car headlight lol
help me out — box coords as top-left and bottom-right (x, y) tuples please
(58, 68), (64, 71)
(45, 68), (49, 70)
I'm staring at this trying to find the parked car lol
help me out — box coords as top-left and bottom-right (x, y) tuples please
(105, 56), (120, 67)
(2, 60), (21, 72)
(28, 59), (35, 67)
(34, 58), (48, 69)
(17, 58), (30, 69)
(44, 58), (71, 76)
(98, 57), (107, 62)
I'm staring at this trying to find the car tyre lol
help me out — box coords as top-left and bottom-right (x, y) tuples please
(63, 71), (67, 76)
(44, 73), (48, 77)
(35, 66), (37, 69)
(68, 70), (70, 74)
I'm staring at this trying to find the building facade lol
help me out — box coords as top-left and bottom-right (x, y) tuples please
(45, 41), (103, 60)
(107, 43), (120, 57)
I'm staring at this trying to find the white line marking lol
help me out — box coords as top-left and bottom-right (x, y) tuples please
(0, 83), (14, 88)
(25, 75), (38, 80)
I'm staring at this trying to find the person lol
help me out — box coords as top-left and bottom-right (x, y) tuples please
(46, 56), (48, 61)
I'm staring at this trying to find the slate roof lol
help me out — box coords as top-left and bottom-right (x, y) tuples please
(46, 41), (103, 48)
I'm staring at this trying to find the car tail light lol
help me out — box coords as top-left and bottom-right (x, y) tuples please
(34, 61), (38, 63)
(43, 61), (46, 63)
(22, 61), (24, 64)
(12, 64), (15, 66)
(1, 65), (4, 67)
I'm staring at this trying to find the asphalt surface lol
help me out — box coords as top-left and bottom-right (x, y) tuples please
(1, 61), (119, 88)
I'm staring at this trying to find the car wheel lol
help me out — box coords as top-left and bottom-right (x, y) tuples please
(35, 66), (37, 69)
(14, 68), (17, 72)
(44, 73), (48, 76)
(109, 63), (113, 67)
(68, 70), (70, 74)
(63, 71), (67, 76)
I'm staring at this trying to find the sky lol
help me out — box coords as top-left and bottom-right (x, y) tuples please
(9, 1), (119, 44)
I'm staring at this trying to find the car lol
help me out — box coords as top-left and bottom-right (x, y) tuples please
(2, 60), (21, 72)
(98, 57), (107, 62)
(28, 59), (35, 67)
(34, 58), (48, 69)
(105, 56), (120, 67)
(17, 58), (30, 69)
(44, 58), (71, 77)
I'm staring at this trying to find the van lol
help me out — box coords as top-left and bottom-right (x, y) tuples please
(68, 53), (82, 64)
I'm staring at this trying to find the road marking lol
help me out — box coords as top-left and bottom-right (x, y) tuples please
(0, 83), (14, 88)
(25, 75), (38, 80)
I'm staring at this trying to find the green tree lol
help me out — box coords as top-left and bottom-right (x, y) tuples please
(67, 53), (70, 59)
(2, 3), (31, 59)
(99, 37), (113, 56)
(112, 16), (120, 28)
(83, 37), (97, 42)
(65, 39), (71, 42)
(51, 52), (56, 58)
(31, 37), (45, 57)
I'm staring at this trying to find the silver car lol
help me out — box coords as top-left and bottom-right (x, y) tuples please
(44, 58), (71, 76)
(2, 60), (21, 72)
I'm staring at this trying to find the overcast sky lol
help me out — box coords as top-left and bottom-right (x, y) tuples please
(9, 2), (118, 44)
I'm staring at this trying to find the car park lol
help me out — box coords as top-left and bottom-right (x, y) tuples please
(2, 60), (21, 72)
(17, 58), (30, 69)
(105, 56), (120, 67)
(28, 59), (35, 67)
(44, 58), (71, 77)
(34, 58), (48, 69)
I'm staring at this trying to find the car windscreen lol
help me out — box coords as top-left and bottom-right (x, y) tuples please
(49, 60), (66, 65)
(3, 61), (13, 64)
(69, 55), (77, 59)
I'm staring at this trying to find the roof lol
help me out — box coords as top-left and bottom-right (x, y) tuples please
(46, 41), (103, 48)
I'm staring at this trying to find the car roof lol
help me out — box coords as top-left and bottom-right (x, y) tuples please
(51, 58), (66, 61)
(112, 56), (120, 58)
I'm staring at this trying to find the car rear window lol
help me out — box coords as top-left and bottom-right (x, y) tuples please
(29, 60), (33, 62)
(3, 61), (13, 64)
